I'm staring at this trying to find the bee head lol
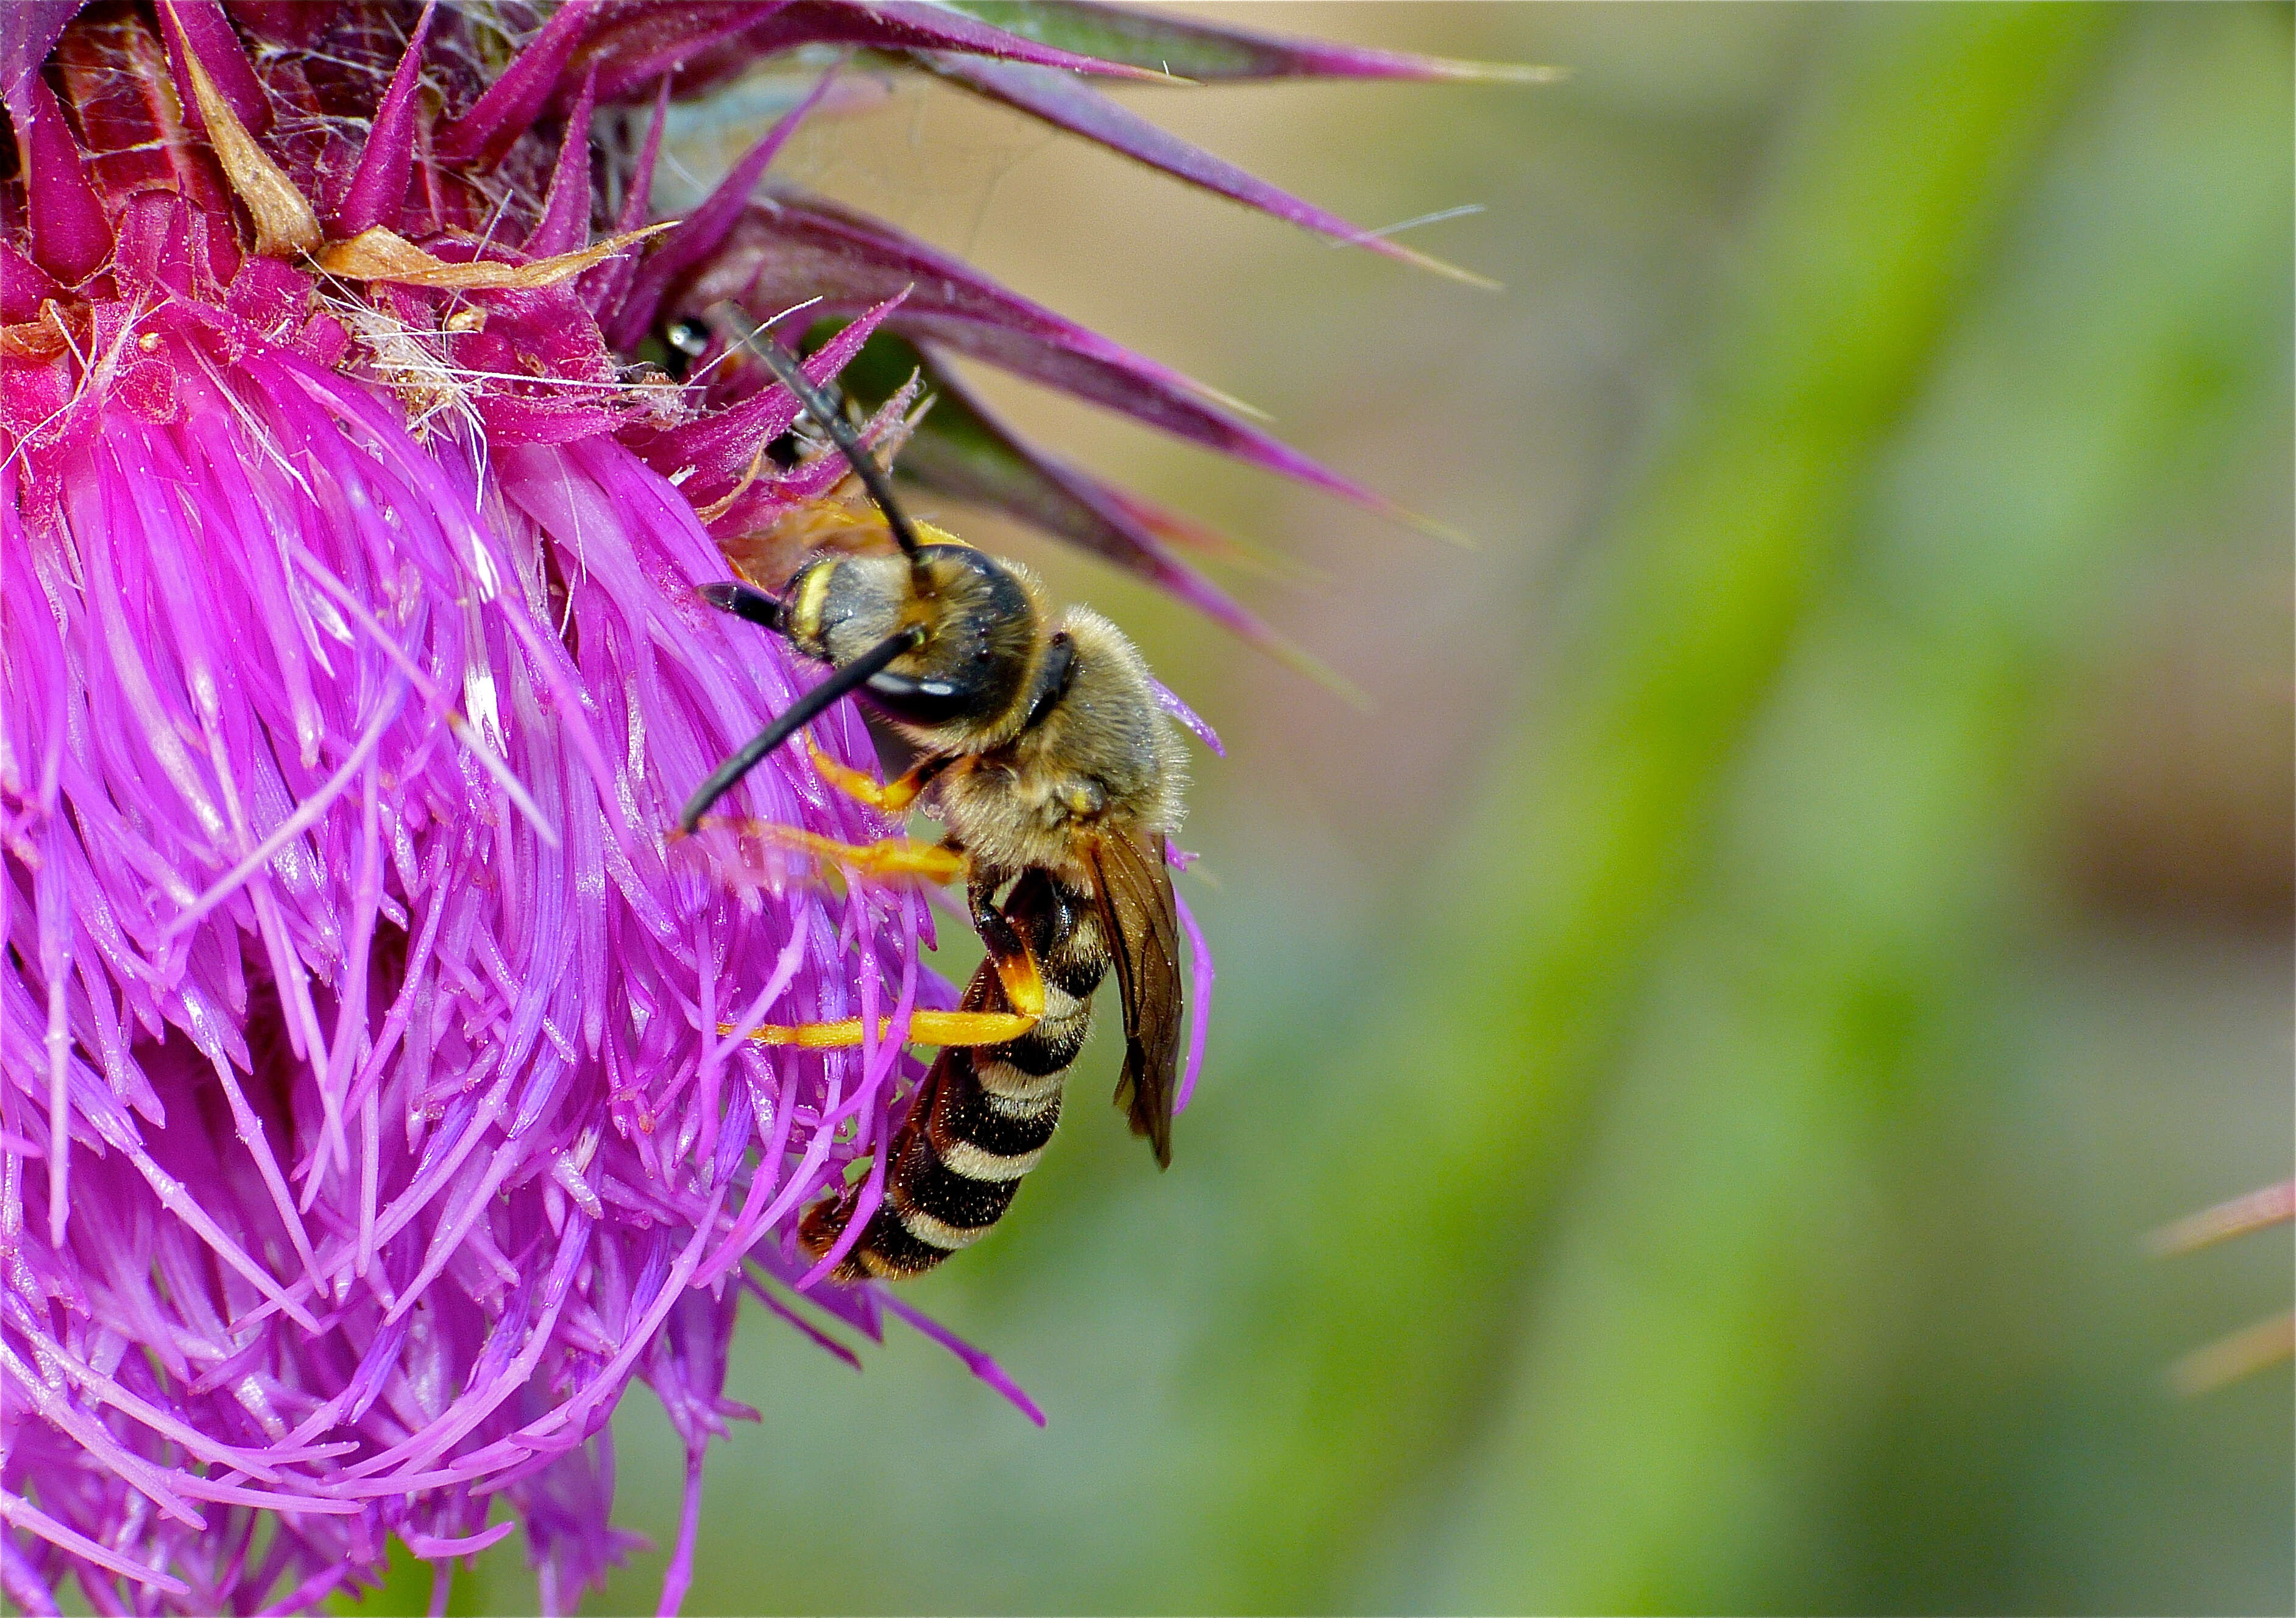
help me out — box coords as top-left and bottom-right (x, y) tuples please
(782, 544), (1040, 734)
(680, 313), (1057, 831)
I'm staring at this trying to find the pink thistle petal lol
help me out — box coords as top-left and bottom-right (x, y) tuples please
(1169, 878), (1214, 1115)
(1, 1539), (66, 1617)
(876, 1291), (1046, 1427)
(1150, 681), (1224, 759)
(0, 1487), (192, 1597)
(3, 301), (929, 1605)
(656, 1446), (707, 1618)
(400, 1518), (519, 1558)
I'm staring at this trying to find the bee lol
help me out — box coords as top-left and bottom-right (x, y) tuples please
(678, 314), (1186, 1281)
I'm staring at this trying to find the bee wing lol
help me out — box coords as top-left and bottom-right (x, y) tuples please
(1087, 830), (1183, 1168)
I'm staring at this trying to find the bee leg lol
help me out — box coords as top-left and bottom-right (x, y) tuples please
(974, 903), (1048, 1023)
(968, 876), (1047, 1022)
(729, 1009), (1040, 1048)
(806, 739), (949, 815)
(726, 890), (1047, 1051)
(701, 821), (969, 885)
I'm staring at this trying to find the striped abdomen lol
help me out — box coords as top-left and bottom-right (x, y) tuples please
(799, 870), (1105, 1280)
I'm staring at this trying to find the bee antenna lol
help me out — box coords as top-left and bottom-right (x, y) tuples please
(717, 306), (930, 579)
(678, 627), (924, 833)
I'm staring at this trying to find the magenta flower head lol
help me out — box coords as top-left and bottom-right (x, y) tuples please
(0, 3), (1517, 1611)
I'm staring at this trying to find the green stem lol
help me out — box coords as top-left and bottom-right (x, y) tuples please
(1219, 7), (2117, 1605)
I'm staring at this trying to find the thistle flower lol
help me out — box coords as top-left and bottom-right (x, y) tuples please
(0, 3), (1515, 1611)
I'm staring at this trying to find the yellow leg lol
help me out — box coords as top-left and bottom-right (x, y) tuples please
(725, 1009), (1038, 1048)
(983, 923), (1046, 1020)
(806, 739), (939, 815)
(726, 907), (1047, 1048)
(691, 820), (967, 885)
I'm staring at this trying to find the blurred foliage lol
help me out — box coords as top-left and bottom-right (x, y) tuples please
(388, 4), (2292, 1614)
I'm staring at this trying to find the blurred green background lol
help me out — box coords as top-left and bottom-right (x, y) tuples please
(421, 4), (2294, 1613)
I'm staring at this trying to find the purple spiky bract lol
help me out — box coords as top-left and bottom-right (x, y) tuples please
(0, 0), (1494, 1609)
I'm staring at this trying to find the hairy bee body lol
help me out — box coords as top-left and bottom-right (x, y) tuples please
(683, 324), (1191, 1283)
(928, 606), (1186, 882)
(776, 544), (1187, 1280)
(799, 868), (1111, 1278)
(780, 546), (1187, 858)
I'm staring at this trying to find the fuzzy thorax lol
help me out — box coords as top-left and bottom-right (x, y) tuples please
(930, 606), (1188, 881)
(780, 541), (1186, 875)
